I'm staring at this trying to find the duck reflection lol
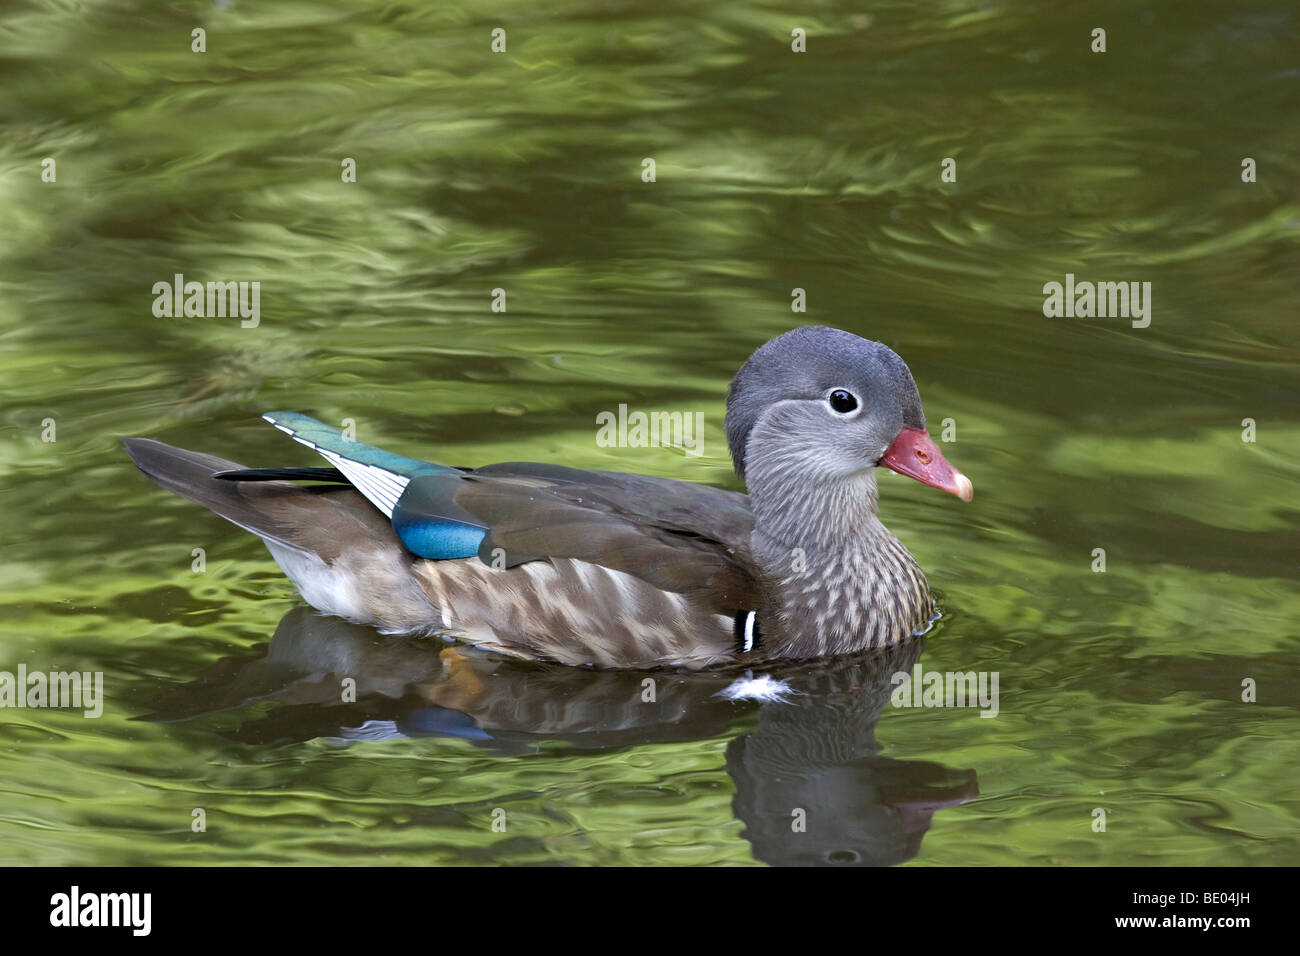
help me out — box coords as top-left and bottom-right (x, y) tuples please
(725, 650), (979, 866)
(143, 607), (978, 865)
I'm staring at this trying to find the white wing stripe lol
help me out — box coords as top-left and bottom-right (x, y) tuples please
(324, 455), (409, 501)
(317, 449), (410, 518)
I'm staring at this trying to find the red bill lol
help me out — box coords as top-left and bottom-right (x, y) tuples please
(880, 426), (973, 502)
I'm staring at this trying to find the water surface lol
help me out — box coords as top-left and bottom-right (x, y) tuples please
(0, 0), (1297, 865)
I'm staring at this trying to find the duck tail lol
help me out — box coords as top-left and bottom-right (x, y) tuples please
(123, 437), (258, 522)
(121, 437), (387, 560)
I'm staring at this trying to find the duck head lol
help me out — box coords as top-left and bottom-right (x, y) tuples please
(725, 325), (971, 504)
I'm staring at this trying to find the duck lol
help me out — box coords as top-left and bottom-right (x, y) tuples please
(123, 325), (972, 670)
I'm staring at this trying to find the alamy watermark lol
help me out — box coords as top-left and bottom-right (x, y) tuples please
(1042, 273), (1151, 328)
(50, 886), (150, 936)
(0, 666), (103, 718)
(151, 273), (260, 328)
(596, 404), (704, 457)
(890, 663), (999, 717)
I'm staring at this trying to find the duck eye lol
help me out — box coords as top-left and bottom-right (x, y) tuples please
(828, 389), (858, 414)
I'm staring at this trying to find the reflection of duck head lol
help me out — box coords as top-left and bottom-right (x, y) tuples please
(726, 642), (979, 866)
(142, 607), (977, 863)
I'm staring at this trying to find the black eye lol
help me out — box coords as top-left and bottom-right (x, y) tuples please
(828, 389), (858, 414)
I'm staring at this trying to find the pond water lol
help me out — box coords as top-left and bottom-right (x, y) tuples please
(1, 0), (1297, 865)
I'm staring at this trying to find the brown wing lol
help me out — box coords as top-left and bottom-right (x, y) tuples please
(453, 463), (760, 615)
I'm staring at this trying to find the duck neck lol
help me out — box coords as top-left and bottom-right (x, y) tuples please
(745, 460), (933, 658)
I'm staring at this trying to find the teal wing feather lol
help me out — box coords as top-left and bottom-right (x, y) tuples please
(262, 412), (456, 479)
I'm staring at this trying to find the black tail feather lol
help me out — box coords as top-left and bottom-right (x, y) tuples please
(212, 466), (348, 483)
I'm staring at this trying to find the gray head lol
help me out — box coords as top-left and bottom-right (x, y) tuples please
(725, 326), (971, 501)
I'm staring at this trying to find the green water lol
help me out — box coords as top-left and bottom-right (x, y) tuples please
(1, 0), (1297, 866)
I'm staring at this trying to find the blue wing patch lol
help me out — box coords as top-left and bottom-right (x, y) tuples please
(390, 473), (488, 560)
(393, 517), (487, 560)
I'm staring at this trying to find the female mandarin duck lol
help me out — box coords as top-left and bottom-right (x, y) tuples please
(124, 326), (972, 669)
